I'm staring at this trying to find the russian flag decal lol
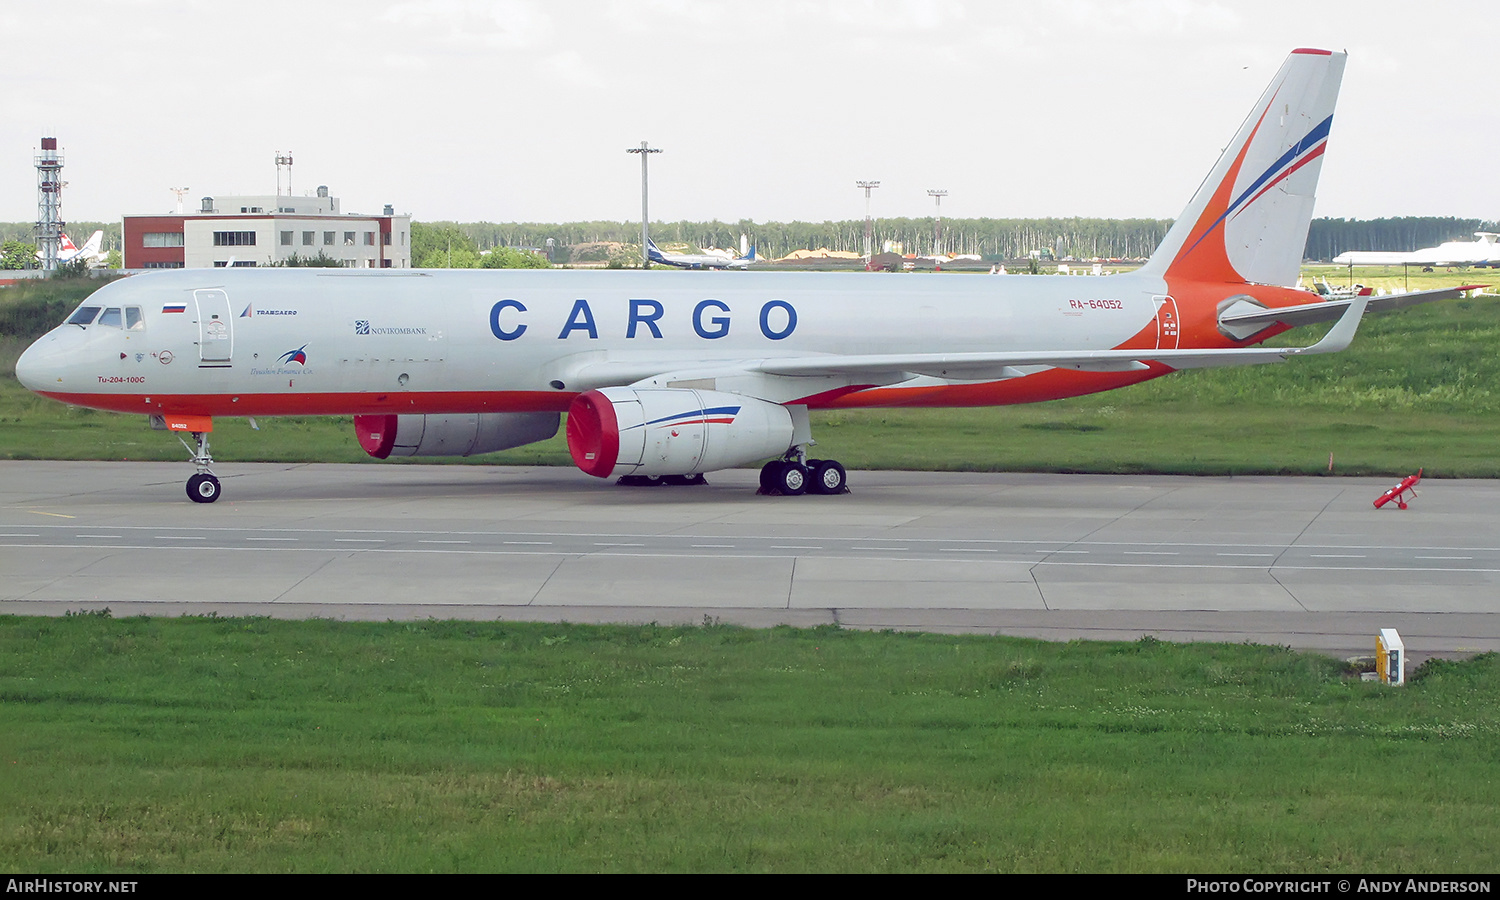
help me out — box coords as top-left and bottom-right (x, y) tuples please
(162, 304), (187, 314)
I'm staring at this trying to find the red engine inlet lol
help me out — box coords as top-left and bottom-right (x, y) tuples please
(567, 387), (794, 479)
(566, 391), (622, 477)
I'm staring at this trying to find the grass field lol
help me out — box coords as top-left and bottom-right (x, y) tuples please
(2, 267), (1496, 476)
(2, 615), (1497, 873)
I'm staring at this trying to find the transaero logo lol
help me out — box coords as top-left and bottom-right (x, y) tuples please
(241, 304), (297, 318)
(355, 319), (426, 336)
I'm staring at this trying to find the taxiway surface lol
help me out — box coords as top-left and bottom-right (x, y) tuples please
(2, 461), (1496, 661)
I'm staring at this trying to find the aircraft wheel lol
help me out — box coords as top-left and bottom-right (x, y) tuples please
(663, 474), (706, 486)
(809, 459), (847, 495)
(187, 473), (221, 504)
(775, 461), (808, 496)
(759, 461), (783, 494)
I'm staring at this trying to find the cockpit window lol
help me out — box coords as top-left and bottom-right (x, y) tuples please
(125, 307), (144, 330)
(98, 308), (123, 328)
(66, 306), (101, 326)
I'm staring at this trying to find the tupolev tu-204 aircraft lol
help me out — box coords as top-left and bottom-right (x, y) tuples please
(15, 50), (1482, 503)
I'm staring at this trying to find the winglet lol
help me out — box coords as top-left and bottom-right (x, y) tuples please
(1297, 295), (1367, 355)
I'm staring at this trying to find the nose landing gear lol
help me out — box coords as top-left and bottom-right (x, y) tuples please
(178, 430), (220, 503)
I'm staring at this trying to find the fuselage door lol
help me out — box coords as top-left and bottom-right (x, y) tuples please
(194, 289), (233, 363)
(1152, 295), (1181, 350)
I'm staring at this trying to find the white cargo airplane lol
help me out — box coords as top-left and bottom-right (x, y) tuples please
(1333, 232), (1500, 268)
(647, 238), (757, 269)
(14, 50), (1481, 503)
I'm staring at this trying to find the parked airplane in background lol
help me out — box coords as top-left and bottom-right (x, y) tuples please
(37, 230), (106, 266)
(1333, 232), (1500, 268)
(647, 238), (756, 269)
(15, 50), (1482, 503)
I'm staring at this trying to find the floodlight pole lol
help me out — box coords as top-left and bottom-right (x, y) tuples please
(627, 141), (662, 268)
(856, 180), (880, 259)
(927, 189), (948, 256)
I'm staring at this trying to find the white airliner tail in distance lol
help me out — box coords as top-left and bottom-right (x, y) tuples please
(37, 230), (107, 267)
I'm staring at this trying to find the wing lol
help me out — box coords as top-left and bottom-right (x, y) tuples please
(563, 297), (1373, 402)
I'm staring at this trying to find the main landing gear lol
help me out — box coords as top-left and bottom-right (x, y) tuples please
(759, 452), (848, 496)
(179, 431), (221, 503)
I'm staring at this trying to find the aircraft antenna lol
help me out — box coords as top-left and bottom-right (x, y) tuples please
(626, 141), (662, 268)
(856, 180), (880, 260)
(34, 136), (64, 272)
(927, 189), (948, 257)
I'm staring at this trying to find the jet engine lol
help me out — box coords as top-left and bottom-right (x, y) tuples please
(567, 387), (794, 479)
(355, 412), (560, 459)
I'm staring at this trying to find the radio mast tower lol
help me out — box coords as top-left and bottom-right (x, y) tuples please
(927, 189), (948, 256)
(855, 180), (880, 259)
(35, 137), (65, 271)
(275, 151), (294, 202)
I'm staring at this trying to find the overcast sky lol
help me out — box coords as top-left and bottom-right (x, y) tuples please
(4, 1), (1494, 229)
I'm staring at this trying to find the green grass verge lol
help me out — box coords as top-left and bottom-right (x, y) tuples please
(2, 615), (1496, 872)
(2, 268), (1497, 476)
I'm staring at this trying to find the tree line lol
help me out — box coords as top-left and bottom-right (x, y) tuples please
(1, 216), (1495, 268)
(431, 215), (1500, 263)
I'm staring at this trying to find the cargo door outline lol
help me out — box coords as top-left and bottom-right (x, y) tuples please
(1152, 295), (1181, 350)
(194, 289), (233, 364)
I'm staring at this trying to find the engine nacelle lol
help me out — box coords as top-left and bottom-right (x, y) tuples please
(567, 387), (794, 479)
(354, 412), (560, 459)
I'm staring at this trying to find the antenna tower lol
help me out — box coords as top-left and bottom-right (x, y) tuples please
(927, 189), (948, 256)
(35, 137), (65, 271)
(856, 180), (880, 259)
(275, 151), (294, 201)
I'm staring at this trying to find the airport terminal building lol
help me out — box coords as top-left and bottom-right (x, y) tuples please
(123, 187), (411, 269)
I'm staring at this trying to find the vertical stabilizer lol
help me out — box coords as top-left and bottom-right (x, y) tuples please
(1139, 49), (1346, 287)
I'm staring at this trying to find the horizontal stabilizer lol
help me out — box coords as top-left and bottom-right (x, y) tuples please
(1218, 285), (1485, 333)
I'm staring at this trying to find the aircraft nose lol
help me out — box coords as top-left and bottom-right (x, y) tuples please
(15, 334), (67, 393)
